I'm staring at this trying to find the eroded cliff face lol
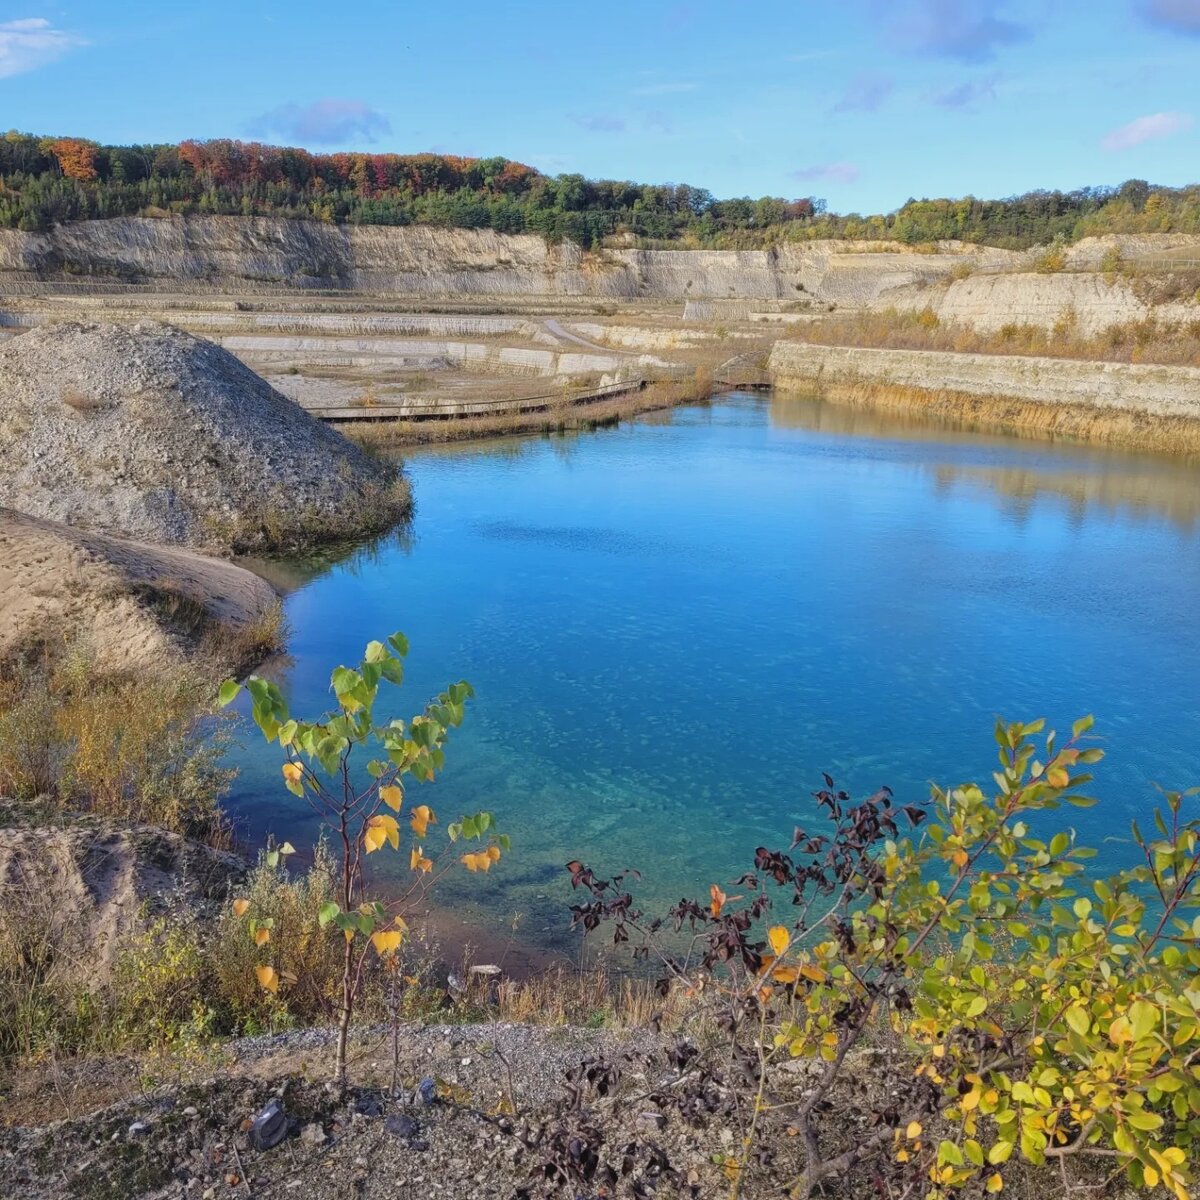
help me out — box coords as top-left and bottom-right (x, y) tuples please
(889, 272), (1198, 336)
(0, 216), (1010, 301)
(4, 218), (1198, 334)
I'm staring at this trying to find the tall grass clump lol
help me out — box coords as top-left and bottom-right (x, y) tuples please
(0, 640), (232, 843)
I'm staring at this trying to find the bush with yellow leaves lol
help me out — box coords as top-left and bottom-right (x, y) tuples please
(566, 717), (1199, 1200)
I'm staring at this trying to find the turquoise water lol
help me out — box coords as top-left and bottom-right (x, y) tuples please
(225, 393), (1200, 953)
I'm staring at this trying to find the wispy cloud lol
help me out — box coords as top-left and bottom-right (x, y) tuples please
(631, 81), (699, 96)
(929, 71), (1002, 108)
(886, 0), (1029, 62)
(1101, 110), (1193, 150)
(785, 49), (837, 62)
(248, 98), (391, 145)
(793, 161), (861, 184)
(1139, 0), (1200, 34)
(569, 113), (627, 133)
(0, 17), (85, 79)
(833, 72), (894, 113)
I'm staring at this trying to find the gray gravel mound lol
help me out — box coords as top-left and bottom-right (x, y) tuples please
(0, 320), (409, 551)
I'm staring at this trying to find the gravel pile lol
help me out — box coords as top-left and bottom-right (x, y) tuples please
(0, 320), (409, 552)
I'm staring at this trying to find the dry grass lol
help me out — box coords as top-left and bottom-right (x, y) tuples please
(793, 377), (1200, 457)
(0, 641), (233, 843)
(351, 369), (717, 448)
(794, 306), (1200, 367)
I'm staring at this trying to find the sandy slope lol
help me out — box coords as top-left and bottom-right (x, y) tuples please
(0, 506), (278, 672)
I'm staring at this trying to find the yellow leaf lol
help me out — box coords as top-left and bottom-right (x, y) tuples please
(282, 762), (303, 787)
(486, 844), (501, 862)
(1144, 1166), (1159, 1188)
(906, 1122), (923, 1140)
(379, 784), (404, 812)
(254, 927), (271, 947)
(986, 1173), (1003, 1193)
(896, 1148), (910, 1163)
(371, 930), (404, 956)
(232, 898), (250, 919)
(410, 846), (433, 873)
(1046, 766), (1069, 789)
(710, 884), (726, 917)
(410, 804), (435, 837)
(365, 813), (400, 853)
(800, 964), (828, 984)
(772, 966), (799, 985)
(961, 1089), (980, 1111)
(768, 926), (790, 957)
(462, 852), (480, 872)
(256, 964), (278, 994)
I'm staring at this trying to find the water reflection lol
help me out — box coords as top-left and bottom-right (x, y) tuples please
(771, 394), (1200, 530)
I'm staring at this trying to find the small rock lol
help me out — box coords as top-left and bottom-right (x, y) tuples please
(413, 1077), (437, 1107)
(638, 1111), (666, 1130)
(183, 1106), (199, 1117)
(128, 1121), (150, 1139)
(300, 1122), (327, 1148)
(409, 1139), (430, 1152)
(384, 1114), (419, 1139)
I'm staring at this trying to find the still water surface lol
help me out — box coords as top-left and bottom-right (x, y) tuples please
(226, 394), (1200, 952)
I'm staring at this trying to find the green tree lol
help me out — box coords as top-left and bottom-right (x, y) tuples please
(220, 633), (508, 1085)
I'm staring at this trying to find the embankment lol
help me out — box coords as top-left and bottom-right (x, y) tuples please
(768, 341), (1200, 455)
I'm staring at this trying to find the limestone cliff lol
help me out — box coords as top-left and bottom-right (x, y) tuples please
(0, 216), (1011, 301)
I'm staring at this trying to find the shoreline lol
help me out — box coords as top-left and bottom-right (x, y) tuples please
(769, 340), (1200, 457)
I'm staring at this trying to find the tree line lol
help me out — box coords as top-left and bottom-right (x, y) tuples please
(1, 131), (1197, 250)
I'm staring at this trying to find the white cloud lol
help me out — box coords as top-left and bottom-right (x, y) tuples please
(792, 161), (861, 184)
(0, 17), (85, 79)
(1101, 110), (1193, 151)
(248, 98), (391, 145)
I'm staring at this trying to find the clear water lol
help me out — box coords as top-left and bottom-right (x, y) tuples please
(224, 393), (1200, 954)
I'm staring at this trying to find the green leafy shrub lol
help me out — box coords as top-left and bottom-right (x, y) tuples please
(566, 717), (1200, 1199)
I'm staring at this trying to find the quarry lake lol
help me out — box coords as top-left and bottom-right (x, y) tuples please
(226, 392), (1200, 957)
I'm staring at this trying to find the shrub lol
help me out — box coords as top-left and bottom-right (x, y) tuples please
(1034, 242), (1068, 273)
(563, 717), (1200, 1199)
(0, 643), (232, 843)
(210, 842), (343, 1034)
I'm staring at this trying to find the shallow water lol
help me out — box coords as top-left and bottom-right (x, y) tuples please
(225, 393), (1200, 954)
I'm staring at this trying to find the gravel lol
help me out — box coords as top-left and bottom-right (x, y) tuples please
(0, 320), (410, 552)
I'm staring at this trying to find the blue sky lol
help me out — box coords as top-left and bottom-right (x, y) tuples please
(2, 0), (1198, 212)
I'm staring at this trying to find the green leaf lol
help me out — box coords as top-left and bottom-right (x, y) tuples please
(1128, 1000), (1158, 1043)
(317, 902), (340, 927)
(988, 1140), (1014, 1165)
(965, 995), (987, 1018)
(937, 1141), (964, 1167)
(1124, 1110), (1162, 1131)
(1071, 714), (1094, 738)
(1065, 1006), (1090, 1036)
(217, 680), (241, 708)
